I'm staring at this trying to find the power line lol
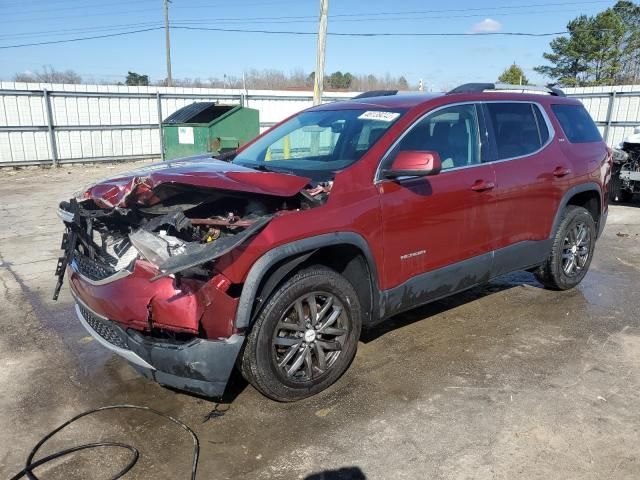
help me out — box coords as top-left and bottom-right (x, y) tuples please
(1, 0), (151, 6)
(169, 8), (606, 26)
(0, 22), (162, 40)
(0, 26), (574, 49)
(0, 0), (613, 24)
(328, 0), (614, 17)
(172, 0), (615, 21)
(0, 27), (163, 49)
(0, 0), (615, 38)
(0, 0), (623, 48)
(172, 26), (568, 37)
(3, 0), (155, 15)
(0, 8), (587, 40)
(0, 0), (308, 21)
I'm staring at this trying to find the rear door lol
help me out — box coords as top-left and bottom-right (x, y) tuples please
(377, 103), (496, 311)
(482, 101), (565, 274)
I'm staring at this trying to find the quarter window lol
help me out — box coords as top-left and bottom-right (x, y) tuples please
(551, 104), (602, 143)
(388, 104), (480, 171)
(485, 103), (546, 160)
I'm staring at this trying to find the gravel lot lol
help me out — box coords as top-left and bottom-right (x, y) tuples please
(1, 162), (640, 479)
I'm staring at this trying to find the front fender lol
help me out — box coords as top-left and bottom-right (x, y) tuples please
(234, 232), (379, 329)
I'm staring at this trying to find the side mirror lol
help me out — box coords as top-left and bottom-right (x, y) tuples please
(382, 151), (442, 179)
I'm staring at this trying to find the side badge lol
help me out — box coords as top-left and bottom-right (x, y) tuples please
(400, 250), (426, 261)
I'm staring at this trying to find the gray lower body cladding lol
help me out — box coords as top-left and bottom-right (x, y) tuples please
(74, 296), (244, 397)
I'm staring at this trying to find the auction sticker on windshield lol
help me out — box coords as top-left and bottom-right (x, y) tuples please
(358, 111), (400, 122)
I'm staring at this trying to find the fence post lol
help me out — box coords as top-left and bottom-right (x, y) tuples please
(604, 90), (617, 144)
(156, 92), (165, 161)
(43, 88), (59, 167)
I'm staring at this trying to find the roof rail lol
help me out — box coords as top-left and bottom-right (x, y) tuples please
(447, 83), (565, 97)
(352, 90), (399, 99)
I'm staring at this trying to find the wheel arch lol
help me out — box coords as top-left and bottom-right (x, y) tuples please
(235, 233), (380, 329)
(550, 182), (603, 239)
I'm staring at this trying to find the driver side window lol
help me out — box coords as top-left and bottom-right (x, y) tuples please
(389, 104), (480, 170)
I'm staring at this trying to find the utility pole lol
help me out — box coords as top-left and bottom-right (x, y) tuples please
(313, 0), (329, 105)
(163, 0), (173, 87)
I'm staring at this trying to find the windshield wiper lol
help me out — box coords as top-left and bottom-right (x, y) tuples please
(213, 149), (237, 162)
(250, 163), (275, 172)
(236, 161), (295, 175)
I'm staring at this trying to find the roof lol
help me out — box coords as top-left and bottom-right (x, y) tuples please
(310, 90), (580, 112)
(311, 93), (443, 111)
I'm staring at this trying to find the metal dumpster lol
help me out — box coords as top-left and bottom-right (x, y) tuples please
(162, 102), (259, 161)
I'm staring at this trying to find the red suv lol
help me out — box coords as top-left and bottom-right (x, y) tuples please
(55, 83), (612, 401)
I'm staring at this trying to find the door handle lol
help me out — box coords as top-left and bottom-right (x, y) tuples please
(471, 180), (495, 192)
(553, 166), (571, 177)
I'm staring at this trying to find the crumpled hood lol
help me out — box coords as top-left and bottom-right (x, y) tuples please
(83, 155), (311, 208)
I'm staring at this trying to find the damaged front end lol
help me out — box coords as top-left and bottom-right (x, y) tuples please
(54, 158), (329, 336)
(53, 160), (329, 397)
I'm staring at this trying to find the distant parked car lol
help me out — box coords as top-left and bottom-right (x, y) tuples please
(55, 83), (611, 401)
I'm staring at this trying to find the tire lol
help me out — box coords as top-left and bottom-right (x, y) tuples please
(535, 206), (596, 290)
(240, 266), (362, 401)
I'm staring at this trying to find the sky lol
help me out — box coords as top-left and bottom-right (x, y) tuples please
(0, 0), (618, 90)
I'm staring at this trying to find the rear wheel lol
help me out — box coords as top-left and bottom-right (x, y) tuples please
(240, 266), (362, 401)
(535, 206), (596, 290)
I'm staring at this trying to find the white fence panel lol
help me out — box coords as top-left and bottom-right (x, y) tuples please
(7, 81), (640, 166)
(0, 82), (354, 166)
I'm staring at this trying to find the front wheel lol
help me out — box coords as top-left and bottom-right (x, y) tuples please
(240, 266), (362, 401)
(535, 206), (596, 290)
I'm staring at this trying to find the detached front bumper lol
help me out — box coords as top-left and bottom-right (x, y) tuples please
(73, 292), (244, 397)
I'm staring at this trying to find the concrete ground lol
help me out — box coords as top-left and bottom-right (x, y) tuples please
(1, 161), (640, 480)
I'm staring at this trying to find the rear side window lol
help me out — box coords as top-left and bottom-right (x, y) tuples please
(485, 103), (546, 160)
(551, 104), (602, 143)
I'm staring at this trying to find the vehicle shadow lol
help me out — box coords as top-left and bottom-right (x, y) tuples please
(185, 272), (540, 403)
(360, 270), (539, 343)
(304, 467), (367, 479)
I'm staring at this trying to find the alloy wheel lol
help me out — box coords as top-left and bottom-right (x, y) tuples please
(561, 221), (591, 277)
(271, 292), (349, 383)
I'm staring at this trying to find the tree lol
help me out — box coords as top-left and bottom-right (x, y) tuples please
(306, 71), (316, 87)
(324, 71), (354, 89)
(535, 2), (632, 86)
(125, 71), (149, 86)
(498, 63), (529, 85)
(398, 76), (409, 90)
(614, 1), (640, 82)
(14, 65), (81, 84)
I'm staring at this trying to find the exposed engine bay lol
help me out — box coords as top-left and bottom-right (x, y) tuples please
(612, 129), (640, 202)
(54, 172), (332, 300)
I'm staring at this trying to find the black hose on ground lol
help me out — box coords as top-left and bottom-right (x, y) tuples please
(9, 404), (199, 480)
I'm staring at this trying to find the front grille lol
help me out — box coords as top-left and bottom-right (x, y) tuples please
(73, 252), (117, 281)
(77, 303), (129, 350)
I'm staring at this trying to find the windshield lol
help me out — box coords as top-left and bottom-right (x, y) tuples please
(233, 108), (405, 181)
